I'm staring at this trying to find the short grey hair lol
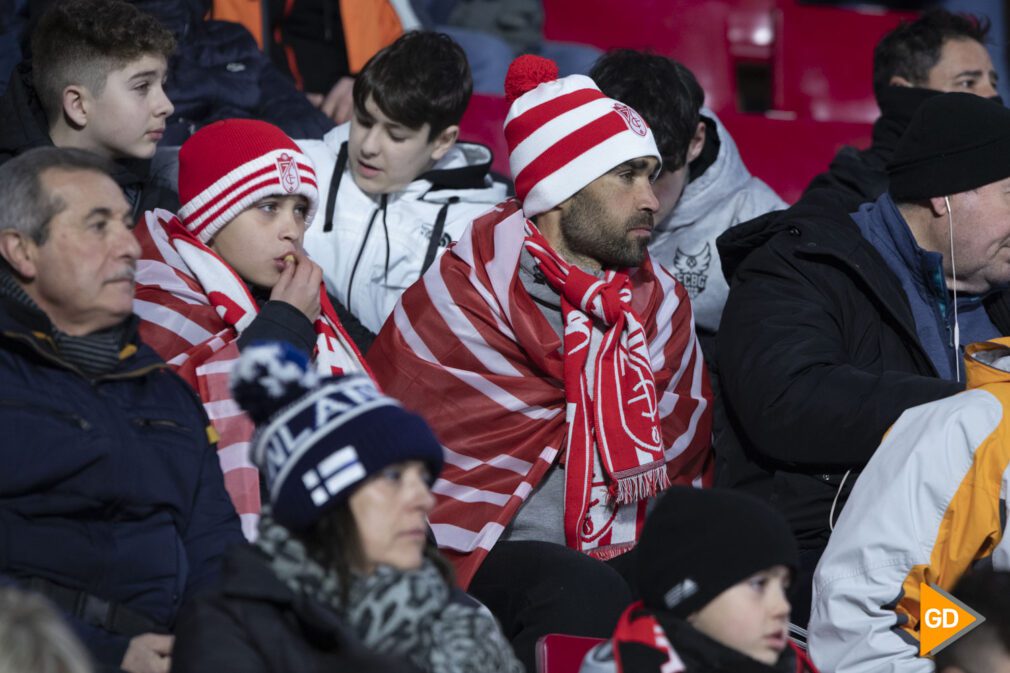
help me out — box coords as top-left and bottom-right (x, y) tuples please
(0, 147), (117, 245)
(0, 587), (93, 673)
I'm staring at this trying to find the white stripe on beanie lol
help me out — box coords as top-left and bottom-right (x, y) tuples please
(503, 59), (661, 218)
(179, 148), (319, 244)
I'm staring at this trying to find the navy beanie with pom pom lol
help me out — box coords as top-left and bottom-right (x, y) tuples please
(231, 342), (444, 532)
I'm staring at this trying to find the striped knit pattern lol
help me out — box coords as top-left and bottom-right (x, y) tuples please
(504, 74), (660, 218)
(133, 209), (369, 539)
(177, 119), (319, 243)
(368, 199), (713, 587)
(179, 148), (318, 243)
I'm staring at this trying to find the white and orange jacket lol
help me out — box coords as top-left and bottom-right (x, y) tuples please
(808, 337), (1010, 673)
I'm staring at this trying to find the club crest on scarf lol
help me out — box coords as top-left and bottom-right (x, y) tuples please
(276, 153), (301, 193)
(525, 220), (669, 558)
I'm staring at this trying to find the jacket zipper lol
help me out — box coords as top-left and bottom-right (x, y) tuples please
(0, 399), (91, 430)
(345, 194), (387, 315)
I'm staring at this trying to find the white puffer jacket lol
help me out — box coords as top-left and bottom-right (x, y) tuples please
(299, 124), (508, 334)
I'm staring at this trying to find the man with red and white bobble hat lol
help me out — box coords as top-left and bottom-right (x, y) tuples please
(368, 56), (713, 670)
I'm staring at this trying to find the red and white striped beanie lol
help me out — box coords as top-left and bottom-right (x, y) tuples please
(503, 55), (661, 218)
(177, 119), (319, 243)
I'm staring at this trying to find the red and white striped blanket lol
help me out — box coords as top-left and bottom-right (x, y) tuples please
(134, 209), (368, 539)
(368, 200), (712, 586)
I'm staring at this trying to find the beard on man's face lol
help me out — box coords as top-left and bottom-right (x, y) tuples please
(560, 189), (653, 269)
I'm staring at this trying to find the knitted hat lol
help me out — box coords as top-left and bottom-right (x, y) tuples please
(231, 342), (444, 532)
(178, 119), (319, 243)
(888, 92), (1010, 202)
(636, 487), (798, 619)
(503, 55), (661, 217)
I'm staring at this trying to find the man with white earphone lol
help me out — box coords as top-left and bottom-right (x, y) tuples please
(808, 91), (1010, 668)
(716, 92), (1010, 632)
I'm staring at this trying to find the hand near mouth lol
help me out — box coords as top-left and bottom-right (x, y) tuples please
(270, 252), (323, 321)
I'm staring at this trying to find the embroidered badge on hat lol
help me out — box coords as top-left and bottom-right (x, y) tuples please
(614, 103), (647, 137)
(663, 578), (699, 610)
(276, 153), (301, 193)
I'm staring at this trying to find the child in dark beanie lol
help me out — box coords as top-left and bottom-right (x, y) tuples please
(582, 487), (818, 673)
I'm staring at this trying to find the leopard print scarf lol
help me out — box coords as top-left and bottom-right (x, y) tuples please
(256, 512), (523, 673)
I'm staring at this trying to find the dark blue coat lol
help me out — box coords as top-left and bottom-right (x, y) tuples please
(128, 0), (335, 144)
(0, 297), (244, 667)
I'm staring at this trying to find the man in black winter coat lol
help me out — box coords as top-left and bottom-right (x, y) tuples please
(0, 147), (244, 673)
(804, 9), (998, 210)
(716, 93), (1010, 629)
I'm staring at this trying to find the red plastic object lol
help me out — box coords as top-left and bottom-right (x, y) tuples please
(720, 111), (872, 203)
(458, 93), (511, 178)
(536, 634), (606, 673)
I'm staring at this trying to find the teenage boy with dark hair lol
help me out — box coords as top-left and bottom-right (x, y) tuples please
(0, 0), (178, 218)
(591, 50), (784, 341)
(300, 30), (507, 336)
(804, 9), (997, 208)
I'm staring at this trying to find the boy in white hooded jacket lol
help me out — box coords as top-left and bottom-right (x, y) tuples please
(299, 31), (507, 335)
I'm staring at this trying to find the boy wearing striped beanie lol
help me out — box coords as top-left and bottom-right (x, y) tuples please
(132, 119), (371, 540)
(368, 56), (712, 671)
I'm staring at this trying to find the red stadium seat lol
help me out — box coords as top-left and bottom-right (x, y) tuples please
(536, 634), (606, 673)
(719, 111), (872, 203)
(458, 93), (511, 178)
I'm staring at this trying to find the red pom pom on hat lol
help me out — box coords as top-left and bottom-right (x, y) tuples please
(505, 55), (560, 103)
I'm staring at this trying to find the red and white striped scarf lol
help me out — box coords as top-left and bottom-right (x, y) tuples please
(609, 603), (819, 673)
(134, 209), (369, 539)
(368, 200), (712, 587)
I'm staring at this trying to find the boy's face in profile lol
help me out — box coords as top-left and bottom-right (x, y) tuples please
(687, 565), (791, 665)
(348, 95), (456, 195)
(78, 53), (174, 160)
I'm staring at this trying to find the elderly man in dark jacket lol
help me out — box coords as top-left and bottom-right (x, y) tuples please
(716, 93), (1010, 629)
(0, 147), (243, 673)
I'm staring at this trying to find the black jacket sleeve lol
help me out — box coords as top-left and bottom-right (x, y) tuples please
(717, 240), (963, 470)
(237, 300), (317, 355)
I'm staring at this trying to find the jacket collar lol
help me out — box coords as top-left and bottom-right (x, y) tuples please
(656, 612), (801, 673)
(964, 337), (1010, 388)
(219, 545), (352, 647)
(0, 294), (153, 375)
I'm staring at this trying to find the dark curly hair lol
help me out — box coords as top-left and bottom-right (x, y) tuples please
(353, 31), (472, 141)
(31, 0), (175, 125)
(873, 9), (990, 97)
(590, 49), (704, 173)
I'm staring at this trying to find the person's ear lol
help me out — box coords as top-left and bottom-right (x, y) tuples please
(61, 84), (89, 128)
(429, 125), (459, 163)
(686, 120), (706, 164)
(889, 75), (914, 88)
(927, 195), (950, 218)
(0, 230), (39, 281)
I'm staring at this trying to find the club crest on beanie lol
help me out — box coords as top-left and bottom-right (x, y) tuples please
(636, 487), (798, 619)
(178, 119), (320, 243)
(231, 342), (444, 532)
(503, 55), (661, 218)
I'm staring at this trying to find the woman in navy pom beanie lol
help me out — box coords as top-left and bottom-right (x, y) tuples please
(171, 342), (522, 673)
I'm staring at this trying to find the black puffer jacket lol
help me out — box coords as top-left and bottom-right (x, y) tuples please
(128, 0), (334, 144)
(713, 192), (1010, 549)
(171, 545), (418, 673)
